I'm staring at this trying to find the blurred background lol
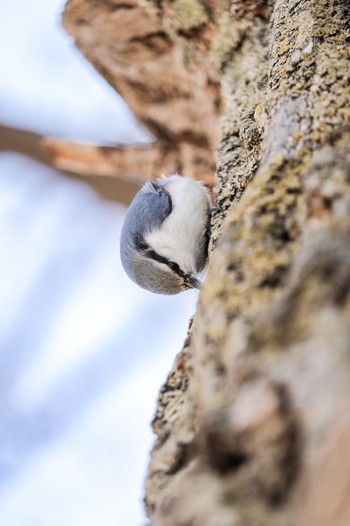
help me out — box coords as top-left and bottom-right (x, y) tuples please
(0, 1), (198, 524)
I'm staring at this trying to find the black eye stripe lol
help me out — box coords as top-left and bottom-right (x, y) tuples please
(133, 233), (149, 250)
(133, 235), (198, 289)
(147, 249), (198, 289)
(148, 249), (183, 276)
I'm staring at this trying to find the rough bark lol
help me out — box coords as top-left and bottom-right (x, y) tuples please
(62, 0), (223, 188)
(0, 124), (139, 204)
(62, 0), (350, 524)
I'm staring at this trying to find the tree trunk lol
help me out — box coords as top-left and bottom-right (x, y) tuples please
(62, 1), (350, 524)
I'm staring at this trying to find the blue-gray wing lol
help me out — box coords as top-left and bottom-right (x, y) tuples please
(121, 181), (173, 246)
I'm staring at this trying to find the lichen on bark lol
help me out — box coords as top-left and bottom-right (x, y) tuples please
(145, 1), (350, 524)
(62, 0), (350, 524)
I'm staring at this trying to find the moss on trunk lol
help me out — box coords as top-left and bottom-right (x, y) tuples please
(63, 1), (350, 524)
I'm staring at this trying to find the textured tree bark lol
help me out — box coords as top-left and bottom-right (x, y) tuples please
(62, 1), (350, 524)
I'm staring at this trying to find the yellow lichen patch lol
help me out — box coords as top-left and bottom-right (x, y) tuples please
(141, 0), (350, 523)
(210, 11), (245, 69)
(276, 37), (289, 55)
(166, 0), (209, 32)
(254, 103), (267, 134)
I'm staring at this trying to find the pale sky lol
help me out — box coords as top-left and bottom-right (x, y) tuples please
(0, 2), (197, 525)
(0, 0), (148, 143)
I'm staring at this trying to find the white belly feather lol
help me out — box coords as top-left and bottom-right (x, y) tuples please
(145, 176), (210, 275)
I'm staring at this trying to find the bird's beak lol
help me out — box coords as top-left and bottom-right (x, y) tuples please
(186, 275), (201, 290)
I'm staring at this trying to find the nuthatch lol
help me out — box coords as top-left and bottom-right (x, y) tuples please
(120, 174), (211, 294)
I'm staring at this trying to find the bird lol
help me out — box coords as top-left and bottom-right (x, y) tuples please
(120, 174), (211, 294)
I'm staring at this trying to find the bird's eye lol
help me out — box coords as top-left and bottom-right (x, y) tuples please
(158, 189), (173, 214)
(134, 233), (149, 250)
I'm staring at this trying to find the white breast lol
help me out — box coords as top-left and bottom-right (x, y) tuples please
(145, 175), (210, 275)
